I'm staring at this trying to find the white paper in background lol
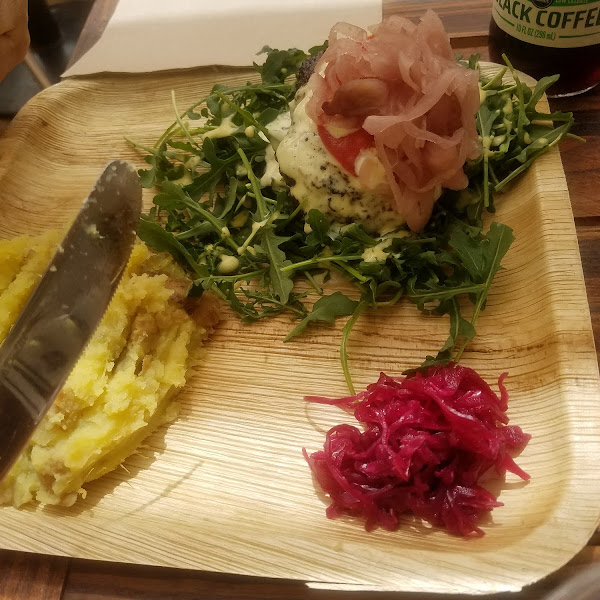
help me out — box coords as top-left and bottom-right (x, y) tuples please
(63, 0), (381, 77)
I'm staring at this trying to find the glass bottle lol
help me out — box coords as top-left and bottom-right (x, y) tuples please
(488, 0), (600, 97)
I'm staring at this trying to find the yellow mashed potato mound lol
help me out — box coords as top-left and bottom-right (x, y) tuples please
(0, 232), (220, 507)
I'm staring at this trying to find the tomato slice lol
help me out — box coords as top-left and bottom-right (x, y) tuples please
(317, 125), (374, 176)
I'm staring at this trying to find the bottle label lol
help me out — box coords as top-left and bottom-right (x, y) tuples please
(492, 0), (600, 48)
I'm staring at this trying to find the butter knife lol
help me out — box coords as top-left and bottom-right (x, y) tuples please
(0, 160), (142, 482)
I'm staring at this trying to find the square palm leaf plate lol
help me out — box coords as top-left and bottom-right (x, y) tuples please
(0, 63), (599, 594)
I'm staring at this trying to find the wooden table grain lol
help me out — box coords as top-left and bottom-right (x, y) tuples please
(2, 0), (600, 598)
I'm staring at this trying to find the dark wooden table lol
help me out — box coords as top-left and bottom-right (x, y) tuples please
(1, 0), (599, 598)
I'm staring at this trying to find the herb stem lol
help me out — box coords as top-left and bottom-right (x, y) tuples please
(341, 300), (369, 394)
(375, 289), (404, 307)
(186, 126), (213, 136)
(124, 137), (159, 155)
(178, 195), (240, 252)
(408, 283), (485, 302)
(208, 284), (228, 301)
(195, 269), (266, 284)
(247, 294), (307, 317)
(303, 271), (323, 295)
(401, 237), (437, 245)
(237, 148), (268, 219)
(483, 152), (490, 207)
(336, 262), (370, 283)
(279, 203), (303, 228)
(171, 91), (201, 151)
(280, 255), (364, 273)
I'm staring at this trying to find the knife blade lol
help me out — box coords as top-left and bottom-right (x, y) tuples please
(0, 160), (142, 482)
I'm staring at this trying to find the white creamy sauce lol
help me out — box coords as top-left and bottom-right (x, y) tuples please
(275, 88), (405, 234)
(236, 212), (279, 256)
(173, 171), (193, 186)
(217, 254), (240, 274)
(255, 112), (291, 189)
(362, 241), (391, 263)
(360, 230), (410, 262)
(230, 209), (249, 229)
(481, 135), (492, 158)
(266, 112), (291, 148)
(260, 144), (285, 189)
(202, 114), (239, 140)
(235, 164), (248, 178)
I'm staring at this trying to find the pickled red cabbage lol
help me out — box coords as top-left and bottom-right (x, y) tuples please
(304, 364), (530, 537)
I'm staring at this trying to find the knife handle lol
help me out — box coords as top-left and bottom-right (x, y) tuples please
(0, 379), (35, 483)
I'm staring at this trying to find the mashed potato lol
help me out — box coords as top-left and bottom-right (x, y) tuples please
(0, 232), (220, 507)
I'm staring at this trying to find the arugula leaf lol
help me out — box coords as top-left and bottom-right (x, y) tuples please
(450, 222), (514, 283)
(340, 224), (379, 247)
(175, 221), (215, 241)
(525, 75), (560, 112)
(254, 42), (326, 84)
(473, 222), (514, 289)
(305, 209), (331, 246)
(137, 152), (168, 188)
(452, 222), (515, 361)
(138, 216), (206, 276)
(213, 177), (239, 219)
(236, 148), (294, 303)
(450, 226), (491, 283)
(262, 232), (294, 304)
(139, 165), (157, 188)
(284, 292), (359, 341)
(257, 107), (281, 126)
(255, 46), (309, 84)
(184, 138), (237, 201)
(152, 193), (188, 212)
(438, 297), (476, 356)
